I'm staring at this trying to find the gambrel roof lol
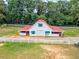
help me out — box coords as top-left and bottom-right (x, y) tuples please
(20, 19), (64, 32)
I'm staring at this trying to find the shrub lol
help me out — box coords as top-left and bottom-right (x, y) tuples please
(0, 24), (8, 28)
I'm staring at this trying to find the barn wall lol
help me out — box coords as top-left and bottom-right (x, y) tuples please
(29, 22), (53, 36)
(19, 33), (26, 36)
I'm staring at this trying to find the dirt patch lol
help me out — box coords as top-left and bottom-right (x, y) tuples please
(41, 45), (71, 59)
(0, 42), (5, 46)
(0, 44), (4, 46)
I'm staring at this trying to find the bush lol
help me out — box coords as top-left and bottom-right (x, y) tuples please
(0, 24), (8, 28)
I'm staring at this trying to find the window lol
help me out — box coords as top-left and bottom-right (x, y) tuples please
(20, 31), (26, 33)
(52, 32), (59, 34)
(45, 31), (50, 35)
(38, 23), (43, 27)
(31, 31), (35, 34)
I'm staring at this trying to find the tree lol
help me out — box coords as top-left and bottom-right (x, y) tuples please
(6, 0), (26, 24)
(3, 0), (78, 26)
(70, 0), (79, 26)
(37, 14), (47, 20)
(46, 2), (59, 25)
(0, 0), (5, 24)
(6, 0), (37, 24)
(36, 0), (47, 15)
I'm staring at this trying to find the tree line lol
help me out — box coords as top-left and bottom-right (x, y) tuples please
(0, 0), (79, 26)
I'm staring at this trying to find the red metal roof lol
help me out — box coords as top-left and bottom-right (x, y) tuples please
(49, 25), (63, 32)
(37, 19), (45, 22)
(20, 25), (32, 31)
(20, 19), (63, 32)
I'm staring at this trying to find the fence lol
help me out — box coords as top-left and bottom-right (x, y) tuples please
(0, 38), (77, 44)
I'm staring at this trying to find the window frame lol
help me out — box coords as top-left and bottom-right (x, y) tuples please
(20, 31), (26, 33)
(38, 23), (43, 27)
(45, 31), (50, 35)
(31, 31), (35, 34)
(52, 32), (60, 34)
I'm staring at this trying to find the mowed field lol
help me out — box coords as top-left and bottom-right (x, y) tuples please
(0, 42), (79, 59)
(63, 28), (79, 37)
(0, 26), (19, 37)
(0, 26), (79, 37)
(0, 42), (45, 59)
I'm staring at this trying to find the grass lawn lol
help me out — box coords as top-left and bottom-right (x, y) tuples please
(63, 28), (79, 37)
(0, 43), (79, 59)
(0, 26), (20, 37)
(0, 42), (45, 59)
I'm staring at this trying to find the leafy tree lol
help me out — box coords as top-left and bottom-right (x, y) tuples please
(6, 0), (37, 24)
(37, 14), (47, 20)
(36, 0), (47, 15)
(0, 0), (5, 24)
(70, 0), (79, 26)
(46, 2), (59, 25)
(2, 0), (79, 26)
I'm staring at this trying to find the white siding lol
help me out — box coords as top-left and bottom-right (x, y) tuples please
(29, 22), (53, 36)
(28, 21), (62, 36)
(19, 33), (26, 36)
(51, 34), (59, 36)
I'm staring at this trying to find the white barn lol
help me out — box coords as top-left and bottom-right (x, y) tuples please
(19, 19), (64, 36)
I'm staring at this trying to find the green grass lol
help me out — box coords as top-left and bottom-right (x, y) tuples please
(0, 26), (19, 37)
(0, 42), (79, 59)
(63, 28), (79, 36)
(0, 42), (45, 59)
